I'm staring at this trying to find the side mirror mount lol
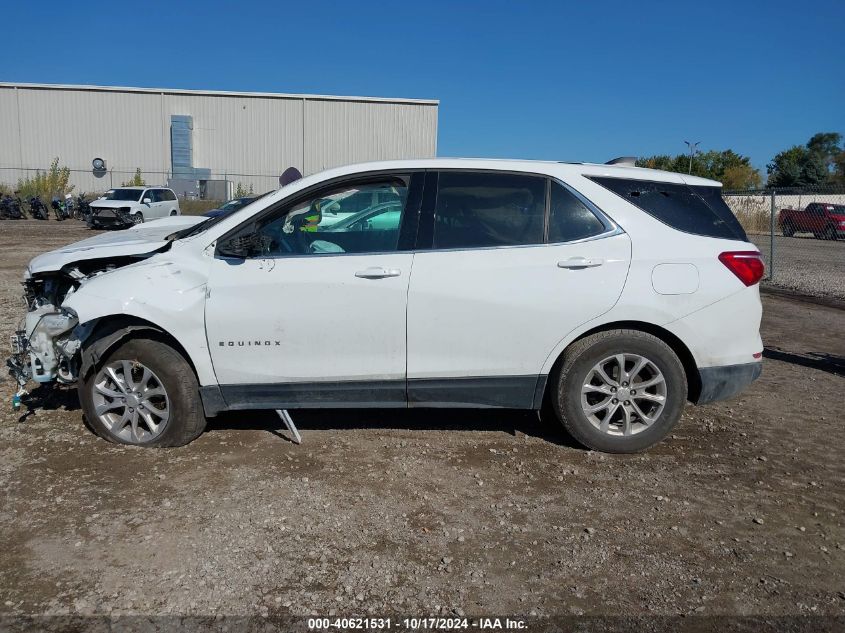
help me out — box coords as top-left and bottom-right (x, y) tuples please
(217, 230), (265, 259)
(217, 236), (250, 258)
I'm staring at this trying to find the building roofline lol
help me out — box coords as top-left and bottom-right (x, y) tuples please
(0, 82), (439, 106)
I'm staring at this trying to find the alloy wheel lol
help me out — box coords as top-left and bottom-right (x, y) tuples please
(91, 360), (170, 444)
(580, 353), (667, 437)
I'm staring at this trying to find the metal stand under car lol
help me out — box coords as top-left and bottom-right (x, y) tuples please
(275, 409), (302, 444)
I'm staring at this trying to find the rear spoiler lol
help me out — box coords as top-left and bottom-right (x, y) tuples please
(605, 156), (638, 166)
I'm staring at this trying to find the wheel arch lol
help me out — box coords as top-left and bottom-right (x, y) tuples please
(78, 315), (201, 384)
(543, 320), (702, 405)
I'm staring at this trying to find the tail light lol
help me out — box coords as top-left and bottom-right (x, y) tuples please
(719, 251), (765, 286)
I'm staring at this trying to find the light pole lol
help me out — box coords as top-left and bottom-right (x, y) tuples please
(684, 141), (700, 174)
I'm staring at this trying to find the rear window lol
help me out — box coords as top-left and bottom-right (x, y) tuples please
(589, 177), (748, 242)
(548, 181), (607, 243)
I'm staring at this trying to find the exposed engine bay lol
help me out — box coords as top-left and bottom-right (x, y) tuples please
(8, 255), (154, 392)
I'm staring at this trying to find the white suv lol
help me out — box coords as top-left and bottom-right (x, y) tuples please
(9, 159), (764, 453)
(88, 186), (180, 228)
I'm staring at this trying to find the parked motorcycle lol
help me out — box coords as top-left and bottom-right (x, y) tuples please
(29, 195), (48, 220)
(50, 195), (75, 221)
(51, 197), (64, 221)
(75, 194), (91, 221)
(63, 194), (75, 220)
(0, 193), (24, 219)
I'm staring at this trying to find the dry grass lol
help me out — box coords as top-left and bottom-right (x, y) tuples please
(724, 195), (773, 234)
(179, 199), (223, 216)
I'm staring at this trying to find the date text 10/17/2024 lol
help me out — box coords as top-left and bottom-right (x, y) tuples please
(307, 617), (528, 630)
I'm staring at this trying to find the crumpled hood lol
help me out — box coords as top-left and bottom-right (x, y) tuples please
(26, 215), (204, 276)
(89, 199), (137, 210)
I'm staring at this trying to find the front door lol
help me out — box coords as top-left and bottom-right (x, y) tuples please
(205, 173), (422, 409)
(406, 171), (631, 408)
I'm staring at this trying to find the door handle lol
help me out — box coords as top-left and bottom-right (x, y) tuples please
(354, 267), (401, 279)
(557, 257), (604, 269)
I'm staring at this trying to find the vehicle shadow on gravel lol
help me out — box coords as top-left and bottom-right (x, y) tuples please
(763, 347), (845, 376)
(15, 384), (80, 422)
(207, 407), (580, 448)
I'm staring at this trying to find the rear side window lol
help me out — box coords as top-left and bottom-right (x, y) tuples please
(590, 177), (748, 242)
(548, 181), (607, 243)
(433, 172), (545, 249)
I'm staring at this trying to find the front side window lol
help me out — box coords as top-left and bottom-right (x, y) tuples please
(253, 180), (409, 256)
(433, 172), (546, 249)
(548, 181), (607, 243)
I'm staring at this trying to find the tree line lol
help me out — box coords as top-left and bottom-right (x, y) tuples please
(636, 132), (845, 190)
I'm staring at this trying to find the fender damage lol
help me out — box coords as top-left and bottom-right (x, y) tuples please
(8, 238), (211, 392)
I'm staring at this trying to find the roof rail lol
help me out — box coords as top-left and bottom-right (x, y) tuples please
(605, 156), (638, 166)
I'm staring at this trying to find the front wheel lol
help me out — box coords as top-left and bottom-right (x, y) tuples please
(79, 338), (206, 447)
(131, 212), (144, 225)
(781, 222), (795, 237)
(551, 330), (687, 453)
(823, 225), (837, 241)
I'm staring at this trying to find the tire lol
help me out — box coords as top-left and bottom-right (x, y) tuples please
(823, 225), (837, 241)
(170, 210), (177, 216)
(551, 329), (687, 453)
(79, 338), (206, 447)
(781, 222), (795, 237)
(131, 212), (144, 225)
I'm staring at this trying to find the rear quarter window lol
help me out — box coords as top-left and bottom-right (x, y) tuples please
(589, 177), (748, 242)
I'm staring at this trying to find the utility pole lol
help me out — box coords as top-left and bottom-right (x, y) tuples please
(684, 140), (700, 174)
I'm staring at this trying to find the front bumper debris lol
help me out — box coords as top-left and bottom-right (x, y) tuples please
(7, 310), (81, 389)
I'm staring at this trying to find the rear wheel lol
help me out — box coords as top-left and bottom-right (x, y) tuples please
(170, 209), (177, 216)
(552, 330), (687, 453)
(79, 338), (206, 447)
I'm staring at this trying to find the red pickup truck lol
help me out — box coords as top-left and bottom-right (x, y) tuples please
(779, 202), (845, 240)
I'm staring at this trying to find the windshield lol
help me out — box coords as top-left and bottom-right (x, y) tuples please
(101, 189), (143, 202)
(166, 191), (274, 242)
(220, 198), (253, 212)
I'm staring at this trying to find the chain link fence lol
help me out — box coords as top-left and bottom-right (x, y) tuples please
(2, 165), (844, 299)
(724, 185), (845, 299)
(0, 165), (282, 203)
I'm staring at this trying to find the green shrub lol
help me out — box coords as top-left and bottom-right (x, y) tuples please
(234, 182), (254, 198)
(16, 158), (74, 200)
(122, 168), (146, 187)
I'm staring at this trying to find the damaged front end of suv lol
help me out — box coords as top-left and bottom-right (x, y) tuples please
(7, 216), (206, 407)
(8, 257), (152, 398)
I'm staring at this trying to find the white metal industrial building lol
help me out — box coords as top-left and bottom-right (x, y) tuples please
(0, 82), (438, 198)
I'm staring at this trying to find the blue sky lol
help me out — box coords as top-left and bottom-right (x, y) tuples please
(2, 0), (843, 172)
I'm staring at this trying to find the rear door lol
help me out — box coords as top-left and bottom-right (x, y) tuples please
(160, 189), (179, 215)
(405, 171), (631, 408)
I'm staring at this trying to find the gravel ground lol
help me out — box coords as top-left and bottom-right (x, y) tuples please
(750, 233), (845, 300)
(0, 220), (843, 624)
